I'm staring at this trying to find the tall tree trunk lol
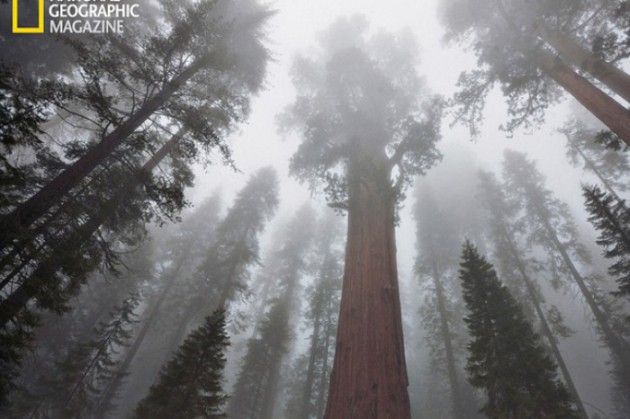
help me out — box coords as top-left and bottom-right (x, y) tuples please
(501, 229), (588, 419)
(537, 26), (630, 104)
(0, 132), (183, 328)
(429, 258), (465, 419)
(324, 152), (410, 419)
(316, 313), (333, 419)
(535, 50), (630, 147)
(0, 58), (207, 251)
(300, 291), (323, 419)
(535, 203), (630, 360)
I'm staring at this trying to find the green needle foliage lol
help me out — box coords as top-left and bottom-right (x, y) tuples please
(459, 241), (579, 419)
(133, 308), (229, 419)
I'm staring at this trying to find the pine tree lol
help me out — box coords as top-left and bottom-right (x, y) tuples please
(228, 204), (316, 419)
(133, 308), (229, 419)
(228, 299), (291, 419)
(477, 170), (587, 418)
(21, 293), (140, 418)
(583, 184), (630, 299)
(283, 211), (342, 419)
(459, 241), (580, 419)
(561, 119), (630, 200)
(413, 184), (479, 419)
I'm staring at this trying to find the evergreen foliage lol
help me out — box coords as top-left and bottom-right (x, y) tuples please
(133, 308), (229, 419)
(583, 184), (630, 299)
(20, 293), (140, 418)
(459, 241), (580, 419)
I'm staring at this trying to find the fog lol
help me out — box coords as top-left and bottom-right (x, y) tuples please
(1, 0), (629, 418)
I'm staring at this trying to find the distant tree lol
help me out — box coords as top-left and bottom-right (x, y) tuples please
(96, 191), (223, 412)
(583, 184), (630, 300)
(560, 119), (630, 200)
(413, 185), (479, 419)
(477, 170), (587, 418)
(503, 150), (630, 417)
(440, 0), (630, 144)
(167, 167), (279, 345)
(282, 16), (442, 418)
(20, 293), (140, 418)
(459, 241), (580, 419)
(228, 298), (291, 419)
(283, 211), (342, 419)
(133, 308), (229, 419)
(228, 204), (316, 419)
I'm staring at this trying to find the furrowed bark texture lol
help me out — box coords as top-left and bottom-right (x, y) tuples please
(324, 153), (410, 419)
(535, 51), (630, 147)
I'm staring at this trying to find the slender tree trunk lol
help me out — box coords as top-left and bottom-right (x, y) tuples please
(317, 313), (333, 419)
(300, 293), (323, 419)
(535, 204), (630, 358)
(537, 26), (630, 104)
(324, 152), (410, 419)
(96, 255), (188, 416)
(261, 263), (301, 419)
(0, 132), (183, 329)
(535, 50), (630, 147)
(562, 132), (622, 200)
(429, 258), (464, 419)
(502, 231), (588, 419)
(0, 58), (208, 251)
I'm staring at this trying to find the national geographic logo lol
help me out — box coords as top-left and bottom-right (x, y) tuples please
(13, 0), (44, 33)
(10, 0), (140, 34)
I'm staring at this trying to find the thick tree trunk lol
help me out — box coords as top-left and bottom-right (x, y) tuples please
(0, 132), (183, 328)
(324, 154), (410, 419)
(535, 50), (630, 147)
(502, 231), (588, 419)
(537, 26), (630, 104)
(429, 258), (465, 419)
(0, 58), (207, 251)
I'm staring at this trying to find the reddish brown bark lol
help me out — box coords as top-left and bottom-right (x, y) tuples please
(537, 26), (630, 104)
(324, 151), (410, 419)
(535, 50), (630, 147)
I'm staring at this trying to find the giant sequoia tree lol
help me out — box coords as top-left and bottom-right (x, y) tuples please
(441, 0), (630, 144)
(459, 242), (580, 419)
(282, 17), (442, 418)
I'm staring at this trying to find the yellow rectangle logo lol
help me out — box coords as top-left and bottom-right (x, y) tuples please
(12, 0), (44, 34)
